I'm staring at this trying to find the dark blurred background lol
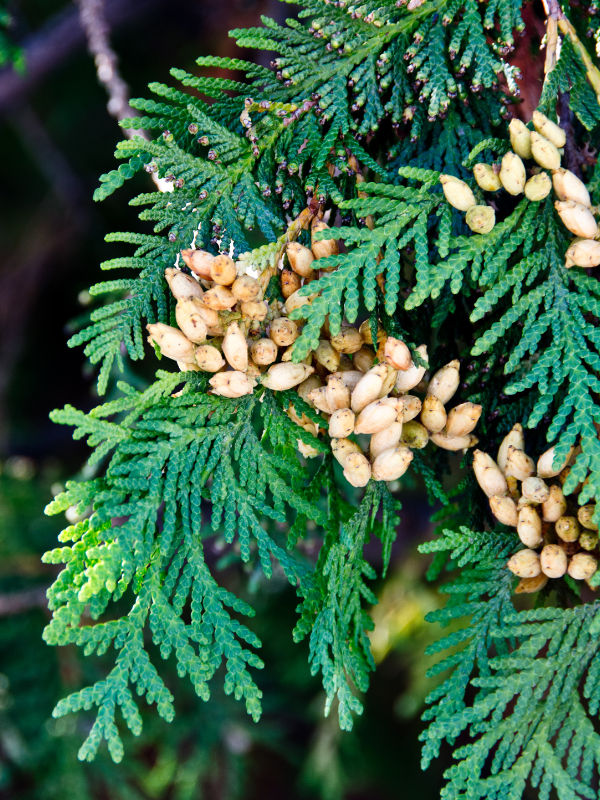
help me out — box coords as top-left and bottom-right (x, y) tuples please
(0, 2), (453, 797)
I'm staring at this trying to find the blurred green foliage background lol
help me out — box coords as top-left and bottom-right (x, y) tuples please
(0, 1), (453, 796)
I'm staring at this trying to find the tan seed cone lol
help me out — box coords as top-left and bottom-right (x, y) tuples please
(517, 505), (542, 545)
(262, 362), (314, 391)
(430, 431), (476, 451)
(378, 367), (398, 399)
(353, 346), (376, 373)
(287, 242), (315, 277)
(565, 238), (600, 268)
(314, 340), (341, 371)
(473, 450), (508, 498)
(578, 505), (598, 530)
(147, 322), (196, 363)
(490, 495), (519, 527)
(445, 402), (482, 437)
(384, 337), (413, 370)
(400, 395), (422, 422)
(439, 174), (476, 211)
(222, 322), (248, 371)
(195, 344), (226, 372)
(240, 300), (268, 321)
(285, 289), (315, 315)
(541, 485), (567, 522)
(515, 573), (549, 593)
(343, 452), (372, 487)
(326, 376), (351, 411)
(281, 345), (312, 365)
(180, 249), (214, 280)
(421, 395), (447, 433)
(370, 421), (403, 459)
(178, 361), (201, 372)
(209, 370), (255, 398)
(351, 364), (388, 413)
(332, 370), (363, 392)
(524, 172), (552, 202)
(509, 119), (533, 159)
(331, 437), (361, 466)
(507, 549), (541, 578)
(532, 110), (566, 148)
(555, 200), (599, 238)
(395, 345), (428, 392)
(203, 285), (237, 310)
(250, 339), (277, 366)
(165, 268), (204, 300)
(210, 254), (236, 285)
(297, 374), (323, 406)
(505, 445), (535, 481)
(232, 274), (261, 303)
(537, 444), (574, 478)
(500, 152), (526, 195)
(556, 516), (580, 543)
(269, 318), (299, 347)
(402, 421), (430, 449)
(568, 552), (598, 581)
(580, 531), (599, 551)
(287, 405), (310, 427)
(354, 400), (398, 435)
(372, 445), (413, 482)
(330, 327), (363, 354)
(427, 359), (460, 404)
(497, 424), (525, 473)
(298, 438), (321, 459)
(466, 205), (495, 234)
(473, 163), (502, 192)
(281, 269), (301, 298)
(552, 168), (591, 207)
(175, 299), (209, 344)
(358, 320), (385, 346)
(531, 132), (561, 171)
(329, 408), (356, 438)
(521, 477), (550, 504)
(540, 544), (567, 578)
(311, 219), (339, 260)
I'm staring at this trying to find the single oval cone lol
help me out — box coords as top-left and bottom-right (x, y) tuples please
(384, 337), (413, 370)
(439, 174), (476, 211)
(209, 371), (255, 398)
(241, 300), (268, 321)
(175, 299), (208, 343)
(430, 431), (476, 451)
(517, 505), (542, 546)
(491, 495), (519, 527)
(210, 254), (236, 285)
(165, 267), (204, 300)
(297, 374), (323, 406)
(222, 321), (248, 371)
(195, 344), (226, 372)
(180, 249), (214, 280)
(552, 168), (591, 207)
(521, 477), (550, 504)
(311, 220), (339, 260)
(507, 549), (541, 578)
(537, 444), (574, 478)
(555, 200), (599, 238)
(326, 375), (351, 411)
(370, 421), (403, 459)
(287, 242), (315, 277)
(556, 515), (580, 543)
(329, 408), (356, 438)
(473, 163), (502, 192)
(531, 131), (561, 171)
(263, 362), (314, 391)
(505, 445), (535, 481)
(351, 365), (388, 413)
(541, 484), (567, 521)
(331, 437), (361, 466)
(314, 340), (341, 371)
(565, 238), (600, 268)
(532, 110), (566, 148)
(540, 544), (567, 578)
(509, 119), (533, 159)
(473, 450), (508, 498)
(269, 318), (299, 347)
(395, 345), (428, 392)
(203, 285), (237, 310)
(355, 399), (398, 435)
(427, 359), (460, 404)
(578, 505), (598, 531)
(251, 338), (278, 366)
(400, 395), (422, 422)
(500, 152), (526, 195)
(353, 346), (376, 373)
(399, 420), (428, 449)
(343, 452), (372, 487)
(147, 322), (196, 362)
(232, 274), (261, 303)
(372, 445), (413, 482)
(568, 552), (598, 581)
(466, 205), (495, 234)
(421, 395), (447, 433)
(281, 269), (301, 298)
(497, 424), (525, 473)
(580, 531), (599, 551)
(330, 327), (363, 354)
(525, 172), (552, 202)
(359, 320), (385, 346)
(445, 402), (482, 437)
(515, 573), (549, 594)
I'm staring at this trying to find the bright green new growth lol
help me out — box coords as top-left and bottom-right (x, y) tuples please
(44, 0), (600, 795)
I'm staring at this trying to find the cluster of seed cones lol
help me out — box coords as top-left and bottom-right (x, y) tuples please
(474, 426), (598, 592)
(440, 110), (600, 268)
(146, 216), (482, 487)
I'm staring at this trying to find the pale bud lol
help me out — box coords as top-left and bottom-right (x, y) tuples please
(209, 371), (255, 398)
(532, 110), (566, 148)
(241, 300), (268, 321)
(343, 452), (372, 487)
(353, 346), (376, 373)
(568, 552), (598, 581)
(466, 205), (495, 234)
(165, 268), (203, 300)
(507, 548), (541, 578)
(540, 544), (567, 578)
(249, 338), (277, 367)
(402, 421), (430, 449)
(537, 444), (574, 478)
(517, 505), (542, 545)
(426, 359), (460, 404)
(552, 168), (591, 207)
(314, 340), (341, 371)
(222, 322), (248, 371)
(490, 495), (518, 527)
(499, 152), (526, 196)
(285, 289), (315, 315)
(269, 318), (299, 347)
(580, 530), (599, 551)
(195, 344), (226, 372)
(262, 362), (314, 390)
(355, 399), (399, 435)
(372, 445), (413, 482)
(384, 337), (413, 370)
(370, 421), (403, 459)
(311, 219), (339, 260)
(351, 364), (389, 413)
(541, 485), (567, 522)
(147, 322), (196, 362)
(232, 274), (261, 303)
(358, 320), (385, 346)
(331, 437), (362, 466)
(505, 445), (535, 481)
(175, 299), (208, 343)
(578, 505), (598, 530)
(287, 242), (315, 277)
(430, 431), (476, 451)
(555, 516), (580, 543)
(180, 249), (214, 280)
(210, 254), (237, 285)
(445, 402), (482, 437)
(203, 285), (237, 310)
(420, 395), (447, 433)
(395, 345), (428, 392)
(399, 395), (422, 422)
(281, 269), (302, 298)
(473, 163), (502, 192)
(555, 200), (599, 239)
(330, 327), (363, 354)
(509, 119), (532, 159)
(521, 477), (550, 504)
(326, 375), (351, 411)
(524, 172), (552, 202)
(497, 424), (525, 473)
(332, 370), (363, 392)
(515, 573), (549, 594)
(531, 131), (561, 171)
(473, 450), (508, 498)
(329, 408), (356, 438)
(439, 174), (476, 211)
(565, 238), (600, 268)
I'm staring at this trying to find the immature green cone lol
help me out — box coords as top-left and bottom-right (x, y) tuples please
(370, 421), (403, 459)
(509, 119), (533, 159)
(565, 238), (600, 268)
(331, 437), (362, 466)
(251, 338), (277, 366)
(311, 219), (339, 260)
(532, 110), (566, 148)
(372, 445), (413, 482)
(353, 346), (376, 373)
(521, 477), (550, 504)
(427, 359), (460, 404)
(430, 431), (477, 450)
(343, 452), (372, 487)
(517, 505), (542, 546)
(552, 168), (591, 207)
(402, 421), (430, 449)
(209, 371), (255, 398)
(580, 530), (599, 551)
(395, 345), (428, 392)
(325, 375), (351, 411)
(147, 322), (196, 363)
(175, 299), (208, 344)
(165, 267), (204, 300)
(499, 152), (526, 195)
(505, 444), (535, 481)
(287, 242), (315, 277)
(568, 552), (598, 581)
(555, 200), (599, 238)
(445, 402), (482, 437)
(439, 174), (476, 211)
(351, 364), (389, 413)
(531, 131), (561, 171)
(329, 408), (356, 439)
(541, 484), (567, 521)
(473, 450), (508, 498)
(515, 573), (548, 594)
(314, 340), (341, 372)
(524, 172), (552, 202)
(473, 163), (502, 192)
(355, 399), (399, 435)
(399, 395), (422, 422)
(466, 205), (495, 234)
(262, 362), (314, 390)
(384, 337), (413, 370)
(556, 516), (580, 543)
(540, 544), (568, 578)
(507, 549), (541, 578)
(578, 505), (598, 530)
(330, 327), (363, 354)
(497, 423), (525, 473)
(537, 444), (575, 478)
(491, 495), (518, 527)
